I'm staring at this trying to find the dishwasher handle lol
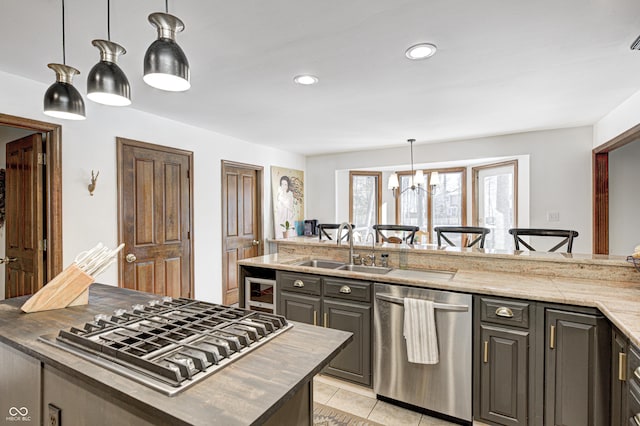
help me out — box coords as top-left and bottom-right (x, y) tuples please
(375, 293), (469, 312)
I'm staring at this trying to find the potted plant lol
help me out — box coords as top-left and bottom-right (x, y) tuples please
(280, 221), (293, 238)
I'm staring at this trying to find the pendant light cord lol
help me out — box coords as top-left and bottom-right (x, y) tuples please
(165, 0), (169, 13)
(61, 0), (66, 64)
(107, 0), (111, 41)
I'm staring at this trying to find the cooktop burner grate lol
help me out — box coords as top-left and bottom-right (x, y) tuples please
(40, 296), (291, 396)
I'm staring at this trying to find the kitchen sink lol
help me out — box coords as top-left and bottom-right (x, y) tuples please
(293, 259), (346, 269)
(385, 269), (454, 280)
(337, 264), (392, 274)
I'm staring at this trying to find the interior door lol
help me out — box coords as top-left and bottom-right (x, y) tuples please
(118, 138), (193, 298)
(221, 161), (262, 305)
(5, 134), (45, 298)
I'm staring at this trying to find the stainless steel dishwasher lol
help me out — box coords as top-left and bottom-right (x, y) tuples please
(373, 283), (472, 424)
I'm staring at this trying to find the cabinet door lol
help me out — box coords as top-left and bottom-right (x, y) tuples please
(545, 309), (610, 426)
(279, 291), (321, 325)
(323, 298), (371, 386)
(611, 329), (628, 426)
(479, 324), (529, 426)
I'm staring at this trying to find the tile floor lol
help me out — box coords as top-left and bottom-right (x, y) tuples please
(313, 375), (489, 426)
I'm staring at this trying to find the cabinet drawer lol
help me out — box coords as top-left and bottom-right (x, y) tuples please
(480, 297), (530, 329)
(629, 345), (640, 389)
(324, 278), (371, 303)
(278, 272), (321, 296)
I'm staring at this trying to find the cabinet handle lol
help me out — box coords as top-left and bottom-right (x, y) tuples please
(635, 366), (640, 381)
(634, 414), (640, 426)
(293, 279), (304, 288)
(324, 312), (328, 328)
(550, 325), (556, 349)
(313, 311), (317, 326)
(483, 341), (489, 363)
(339, 285), (352, 294)
(495, 307), (514, 318)
(619, 352), (627, 381)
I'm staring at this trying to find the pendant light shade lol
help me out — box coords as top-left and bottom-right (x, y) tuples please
(43, 0), (86, 120)
(44, 64), (86, 120)
(143, 12), (190, 92)
(87, 40), (131, 106)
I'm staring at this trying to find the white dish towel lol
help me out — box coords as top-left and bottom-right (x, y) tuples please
(403, 297), (439, 364)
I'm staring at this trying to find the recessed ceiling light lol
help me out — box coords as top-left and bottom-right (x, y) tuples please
(293, 75), (319, 85)
(405, 43), (437, 60)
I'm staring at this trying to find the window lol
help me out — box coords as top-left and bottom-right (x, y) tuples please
(349, 171), (381, 236)
(395, 168), (466, 242)
(473, 160), (517, 250)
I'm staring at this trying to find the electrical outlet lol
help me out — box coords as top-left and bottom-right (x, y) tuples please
(48, 404), (61, 426)
(547, 211), (560, 222)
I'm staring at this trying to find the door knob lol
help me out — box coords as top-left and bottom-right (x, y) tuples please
(252, 240), (260, 246)
(125, 254), (137, 263)
(0, 257), (17, 264)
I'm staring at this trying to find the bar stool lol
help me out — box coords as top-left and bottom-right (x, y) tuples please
(317, 223), (354, 241)
(508, 228), (579, 253)
(434, 226), (491, 248)
(372, 225), (419, 244)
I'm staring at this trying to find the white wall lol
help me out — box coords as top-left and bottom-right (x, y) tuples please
(0, 70), (304, 303)
(609, 139), (640, 255)
(307, 127), (594, 254)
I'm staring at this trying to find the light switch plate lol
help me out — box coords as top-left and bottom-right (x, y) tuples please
(547, 211), (560, 222)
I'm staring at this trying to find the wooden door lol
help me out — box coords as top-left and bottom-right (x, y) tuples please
(221, 161), (262, 305)
(479, 324), (529, 426)
(118, 138), (193, 298)
(5, 134), (45, 298)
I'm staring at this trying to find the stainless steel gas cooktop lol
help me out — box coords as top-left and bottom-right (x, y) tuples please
(40, 296), (292, 396)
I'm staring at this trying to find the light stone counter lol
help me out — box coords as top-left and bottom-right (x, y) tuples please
(239, 251), (640, 347)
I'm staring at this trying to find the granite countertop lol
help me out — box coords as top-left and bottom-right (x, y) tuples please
(239, 253), (640, 347)
(0, 284), (352, 426)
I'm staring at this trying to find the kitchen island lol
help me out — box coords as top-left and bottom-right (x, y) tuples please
(0, 284), (352, 425)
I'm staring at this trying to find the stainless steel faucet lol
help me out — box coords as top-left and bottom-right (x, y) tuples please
(337, 222), (354, 265)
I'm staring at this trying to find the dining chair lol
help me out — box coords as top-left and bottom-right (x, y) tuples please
(372, 225), (419, 244)
(508, 228), (579, 253)
(434, 226), (491, 248)
(317, 223), (354, 241)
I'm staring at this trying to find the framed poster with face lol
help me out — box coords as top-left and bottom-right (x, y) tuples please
(271, 166), (304, 238)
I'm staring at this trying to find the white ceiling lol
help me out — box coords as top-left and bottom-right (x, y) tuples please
(1, 0), (640, 155)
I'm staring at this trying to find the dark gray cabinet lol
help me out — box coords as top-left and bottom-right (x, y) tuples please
(280, 291), (321, 325)
(626, 344), (640, 424)
(611, 328), (628, 426)
(276, 271), (373, 387)
(479, 324), (529, 426)
(544, 309), (610, 426)
(323, 298), (371, 385)
(475, 296), (533, 426)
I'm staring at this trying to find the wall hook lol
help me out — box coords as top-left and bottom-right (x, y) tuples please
(88, 170), (99, 196)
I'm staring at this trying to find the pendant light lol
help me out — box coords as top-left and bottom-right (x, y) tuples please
(87, 0), (131, 106)
(143, 0), (190, 92)
(388, 139), (439, 197)
(43, 0), (86, 120)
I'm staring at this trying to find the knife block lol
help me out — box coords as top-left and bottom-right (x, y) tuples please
(21, 264), (94, 313)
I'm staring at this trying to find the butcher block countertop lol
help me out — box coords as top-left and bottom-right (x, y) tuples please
(0, 284), (352, 426)
(239, 252), (640, 347)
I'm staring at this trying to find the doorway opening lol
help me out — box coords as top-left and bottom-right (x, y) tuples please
(0, 113), (63, 299)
